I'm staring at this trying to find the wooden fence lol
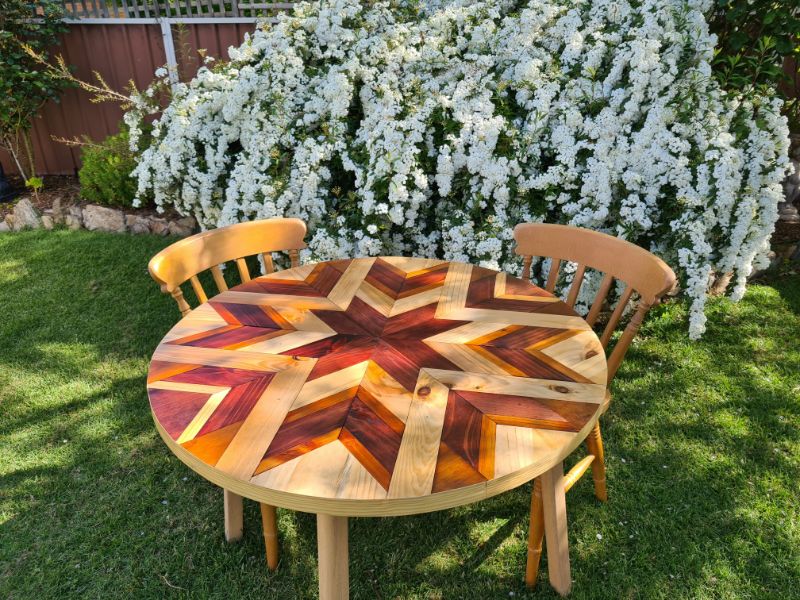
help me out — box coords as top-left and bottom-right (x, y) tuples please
(0, 20), (257, 176)
(57, 1), (291, 18)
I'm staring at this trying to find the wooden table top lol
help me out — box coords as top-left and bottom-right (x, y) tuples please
(147, 257), (607, 516)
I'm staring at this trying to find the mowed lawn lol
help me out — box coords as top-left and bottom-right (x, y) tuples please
(1, 229), (798, 599)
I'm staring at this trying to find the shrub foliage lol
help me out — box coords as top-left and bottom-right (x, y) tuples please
(79, 130), (138, 208)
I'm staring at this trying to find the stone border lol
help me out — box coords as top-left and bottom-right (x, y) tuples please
(0, 198), (197, 237)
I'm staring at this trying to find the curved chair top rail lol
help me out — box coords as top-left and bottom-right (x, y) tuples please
(513, 223), (675, 305)
(149, 218), (307, 294)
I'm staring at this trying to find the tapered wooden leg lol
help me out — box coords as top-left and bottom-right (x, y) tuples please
(585, 423), (608, 502)
(316, 514), (349, 600)
(541, 462), (571, 596)
(260, 503), (279, 571)
(223, 489), (243, 542)
(525, 478), (545, 588)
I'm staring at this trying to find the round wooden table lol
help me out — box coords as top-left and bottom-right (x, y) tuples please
(147, 257), (608, 598)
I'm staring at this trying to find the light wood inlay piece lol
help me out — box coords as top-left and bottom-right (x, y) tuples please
(387, 372), (450, 499)
(327, 258), (376, 309)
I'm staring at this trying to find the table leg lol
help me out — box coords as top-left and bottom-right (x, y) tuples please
(317, 514), (349, 600)
(541, 461), (571, 596)
(260, 503), (279, 571)
(223, 489), (243, 542)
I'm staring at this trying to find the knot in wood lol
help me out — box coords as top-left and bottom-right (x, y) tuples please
(552, 385), (570, 394)
(417, 386), (431, 397)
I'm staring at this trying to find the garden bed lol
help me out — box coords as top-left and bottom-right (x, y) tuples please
(0, 175), (195, 236)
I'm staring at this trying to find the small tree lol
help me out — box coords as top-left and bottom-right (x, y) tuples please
(0, 0), (67, 193)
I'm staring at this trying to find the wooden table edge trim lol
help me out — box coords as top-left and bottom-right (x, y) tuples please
(153, 409), (602, 517)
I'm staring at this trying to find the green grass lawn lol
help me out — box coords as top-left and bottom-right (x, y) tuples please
(1, 229), (798, 599)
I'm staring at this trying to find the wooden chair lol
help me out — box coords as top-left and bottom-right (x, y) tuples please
(513, 223), (676, 588)
(148, 217), (307, 571)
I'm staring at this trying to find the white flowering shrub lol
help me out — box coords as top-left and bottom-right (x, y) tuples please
(127, 0), (790, 338)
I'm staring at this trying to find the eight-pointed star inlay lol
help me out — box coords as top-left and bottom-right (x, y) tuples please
(147, 257), (607, 500)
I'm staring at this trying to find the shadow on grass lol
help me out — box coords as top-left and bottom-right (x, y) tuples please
(1, 230), (798, 599)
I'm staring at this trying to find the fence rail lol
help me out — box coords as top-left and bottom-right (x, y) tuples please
(55, 1), (293, 19)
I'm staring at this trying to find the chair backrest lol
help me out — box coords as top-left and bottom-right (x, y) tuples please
(513, 223), (676, 383)
(149, 218), (307, 316)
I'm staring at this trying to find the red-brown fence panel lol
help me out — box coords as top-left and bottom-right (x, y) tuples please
(1, 21), (255, 176)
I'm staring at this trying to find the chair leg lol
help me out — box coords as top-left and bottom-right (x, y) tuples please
(260, 503), (279, 571)
(224, 489), (244, 542)
(525, 478), (545, 588)
(585, 422), (608, 502)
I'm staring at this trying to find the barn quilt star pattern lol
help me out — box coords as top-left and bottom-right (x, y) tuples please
(147, 257), (607, 502)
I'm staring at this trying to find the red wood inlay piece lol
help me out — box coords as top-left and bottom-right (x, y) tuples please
(149, 389), (212, 439)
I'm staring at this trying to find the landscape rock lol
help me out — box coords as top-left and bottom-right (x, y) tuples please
(83, 204), (126, 233)
(4, 214), (14, 228)
(51, 197), (64, 223)
(149, 217), (169, 236)
(12, 197), (42, 230)
(0, 221), (10, 233)
(168, 216), (196, 237)
(125, 214), (151, 235)
(778, 201), (800, 223)
(41, 215), (54, 230)
(787, 160), (800, 186)
(65, 205), (83, 230)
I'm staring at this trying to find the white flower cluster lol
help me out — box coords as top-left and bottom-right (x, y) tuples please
(127, 0), (790, 338)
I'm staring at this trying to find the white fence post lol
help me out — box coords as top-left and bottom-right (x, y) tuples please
(158, 19), (180, 86)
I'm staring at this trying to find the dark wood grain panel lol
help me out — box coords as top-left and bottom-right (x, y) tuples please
(149, 389), (212, 439)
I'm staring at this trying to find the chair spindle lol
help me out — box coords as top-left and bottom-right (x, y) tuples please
(190, 275), (208, 304)
(545, 259), (561, 292)
(606, 301), (651, 381)
(211, 265), (228, 293)
(599, 285), (634, 348)
(585, 273), (614, 327)
(288, 249), (300, 268)
(521, 256), (532, 280)
(170, 287), (191, 317)
(564, 455), (595, 492)
(235, 258), (251, 282)
(565, 264), (586, 307)
(262, 253), (275, 274)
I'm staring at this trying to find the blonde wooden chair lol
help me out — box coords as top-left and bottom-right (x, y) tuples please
(513, 223), (676, 588)
(148, 217), (307, 571)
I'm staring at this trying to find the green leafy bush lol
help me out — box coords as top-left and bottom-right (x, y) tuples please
(78, 130), (138, 207)
(709, 1), (800, 132)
